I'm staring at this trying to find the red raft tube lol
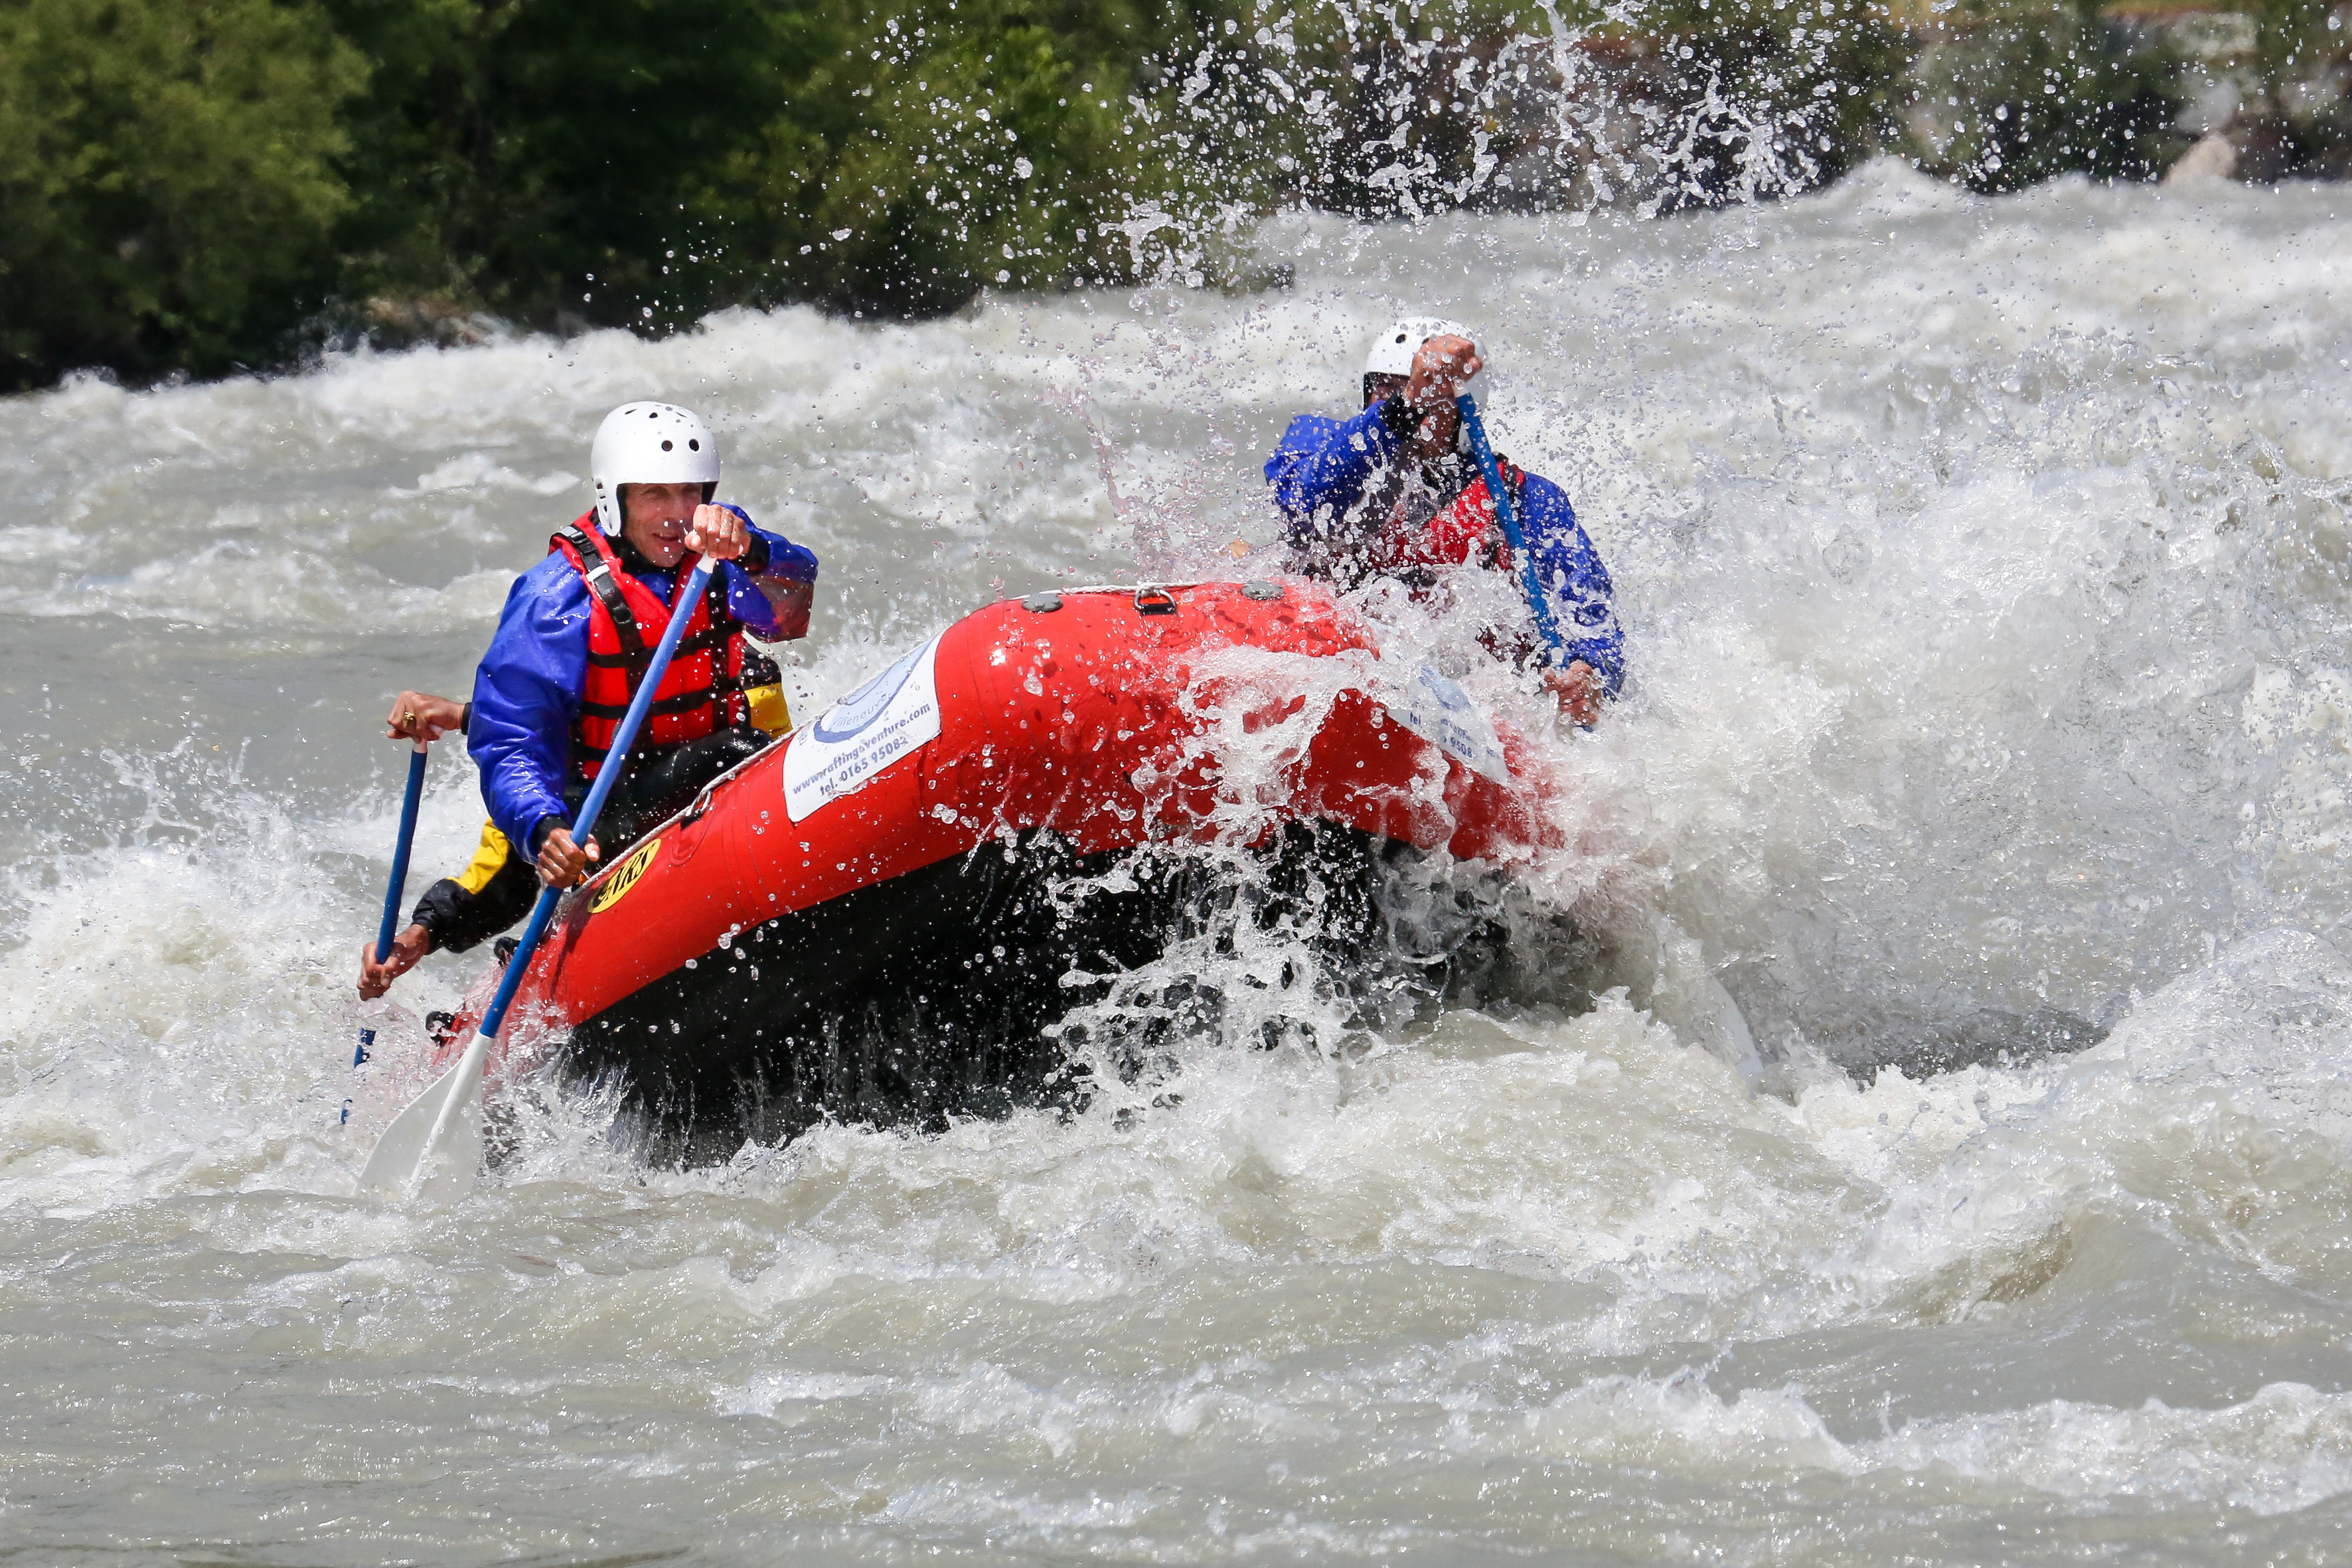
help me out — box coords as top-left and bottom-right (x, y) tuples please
(447, 576), (1566, 1156)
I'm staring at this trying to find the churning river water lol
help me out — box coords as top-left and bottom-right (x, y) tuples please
(3, 162), (2349, 1563)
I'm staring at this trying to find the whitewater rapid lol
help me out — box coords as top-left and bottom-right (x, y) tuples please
(2, 163), (2349, 1562)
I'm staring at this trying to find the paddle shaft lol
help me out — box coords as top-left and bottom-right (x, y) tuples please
(471, 553), (717, 1047)
(374, 742), (430, 959)
(1455, 392), (1567, 661)
(358, 740), (430, 1068)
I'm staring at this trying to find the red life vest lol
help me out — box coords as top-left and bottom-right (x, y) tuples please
(1367, 457), (1526, 578)
(550, 514), (751, 782)
(1365, 460), (1551, 669)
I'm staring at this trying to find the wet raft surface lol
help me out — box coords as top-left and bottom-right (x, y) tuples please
(562, 824), (1404, 1161)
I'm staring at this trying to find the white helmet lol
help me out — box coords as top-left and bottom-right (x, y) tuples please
(1364, 317), (1476, 380)
(589, 402), (721, 535)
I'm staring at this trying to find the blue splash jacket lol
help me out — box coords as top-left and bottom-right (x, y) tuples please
(1265, 399), (1624, 694)
(469, 508), (818, 854)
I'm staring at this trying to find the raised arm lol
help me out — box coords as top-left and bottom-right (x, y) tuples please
(697, 504), (819, 640)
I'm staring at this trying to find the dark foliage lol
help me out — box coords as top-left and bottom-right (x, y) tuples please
(1913, 0), (2188, 190)
(4, 0), (2338, 390)
(0, 0), (363, 389)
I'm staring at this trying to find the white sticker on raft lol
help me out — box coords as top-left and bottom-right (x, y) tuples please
(1377, 663), (1508, 783)
(783, 634), (945, 821)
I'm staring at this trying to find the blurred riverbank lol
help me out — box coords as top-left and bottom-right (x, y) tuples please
(7, 0), (2348, 393)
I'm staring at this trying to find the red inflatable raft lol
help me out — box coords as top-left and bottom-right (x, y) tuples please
(447, 576), (1564, 1155)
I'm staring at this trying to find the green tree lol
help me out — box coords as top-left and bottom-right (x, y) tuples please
(1912, 0), (2186, 189)
(678, 0), (1162, 319)
(788, 1), (1145, 315)
(1625, 0), (1911, 206)
(2248, 0), (2352, 177)
(319, 0), (814, 330)
(0, 0), (364, 388)
(1, 0), (2264, 389)
(320, 0), (1202, 327)
(1117, 0), (1910, 226)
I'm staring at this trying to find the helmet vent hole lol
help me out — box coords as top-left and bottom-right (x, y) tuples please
(661, 439), (673, 451)
(688, 439), (699, 450)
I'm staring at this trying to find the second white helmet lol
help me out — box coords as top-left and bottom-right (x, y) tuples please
(1364, 317), (1476, 380)
(590, 402), (721, 535)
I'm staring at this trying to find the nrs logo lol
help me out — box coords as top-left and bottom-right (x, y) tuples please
(589, 835), (663, 913)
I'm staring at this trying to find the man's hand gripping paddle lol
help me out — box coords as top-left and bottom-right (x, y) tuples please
(358, 552), (720, 1202)
(1455, 392), (1567, 661)
(356, 740), (429, 1071)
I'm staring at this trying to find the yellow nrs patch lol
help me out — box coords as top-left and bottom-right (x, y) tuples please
(745, 682), (791, 736)
(589, 835), (663, 913)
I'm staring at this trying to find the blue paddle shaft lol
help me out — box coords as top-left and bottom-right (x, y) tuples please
(474, 554), (717, 1045)
(1455, 393), (1566, 659)
(374, 744), (430, 960)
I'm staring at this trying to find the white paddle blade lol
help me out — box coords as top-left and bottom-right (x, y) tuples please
(356, 1031), (490, 1202)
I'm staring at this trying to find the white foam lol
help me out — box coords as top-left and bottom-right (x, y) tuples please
(2, 175), (2349, 1561)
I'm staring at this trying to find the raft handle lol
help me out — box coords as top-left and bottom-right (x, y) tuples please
(1135, 587), (1178, 616)
(1022, 591), (1063, 613)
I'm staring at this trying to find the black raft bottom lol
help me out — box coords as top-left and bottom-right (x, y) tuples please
(557, 823), (1397, 1164)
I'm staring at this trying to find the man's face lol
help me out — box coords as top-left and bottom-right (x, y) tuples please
(1364, 357), (1461, 461)
(619, 481), (704, 568)
(1408, 400), (1460, 461)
